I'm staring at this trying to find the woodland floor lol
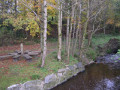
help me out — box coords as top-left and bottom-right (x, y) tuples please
(0, 41), (78, 90)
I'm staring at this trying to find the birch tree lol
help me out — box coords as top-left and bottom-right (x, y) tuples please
(57, 0), (62, 61)
(41, 0), (47, 67)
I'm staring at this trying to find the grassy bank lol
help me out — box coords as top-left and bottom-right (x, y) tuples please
(92, 34), (120, 46)
(0, 50), (78, 90)
(85, 34), (120, 60)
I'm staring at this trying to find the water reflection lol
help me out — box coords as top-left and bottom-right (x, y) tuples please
(52, 64), (120, 90)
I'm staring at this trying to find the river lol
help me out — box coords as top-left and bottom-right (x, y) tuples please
(52, 54), (120, 90)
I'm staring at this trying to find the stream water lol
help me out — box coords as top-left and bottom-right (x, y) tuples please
(52, 55), (120, 90)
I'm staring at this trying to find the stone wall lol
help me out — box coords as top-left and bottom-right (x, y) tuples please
(7, 62), (85, 90)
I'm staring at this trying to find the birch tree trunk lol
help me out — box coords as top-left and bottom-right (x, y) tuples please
(41, 0), (47, 67)
(78, 1), (83, 59)
(72, 11), (77, 56)
(73, 12), (81, 56)
(66, 10), (70, 53)
(79, 0), (89, 60)
(67, 5), (75, 63)
(57, 0), (62, 61)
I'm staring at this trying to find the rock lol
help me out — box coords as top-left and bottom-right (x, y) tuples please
(57, 73), (63, 77)
(44, 74), (58, 89)
(0, 55), (14, 60)
(28, 52), (39, 56)
(7, 84), (21, 90)
(24, 50), (31, 54)
(22, 80), (44, 90)
(14, 50), (21, 54)
(44, 74), (57, 84)
(8, 53), (18, 56)
(89, 61), (94, 64)
(73, 64), (78, 69)
(58, 68), (66, 73)
(23, 54), (32, 61)
(75, 62), (83, 69)
(13, 55), (21, 61)
(68, 66), (75, 71)
(33, 51), (41, 54)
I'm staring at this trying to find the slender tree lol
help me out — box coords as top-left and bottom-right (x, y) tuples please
(41, 0), (47, 67)
(57, 0), (62, 61)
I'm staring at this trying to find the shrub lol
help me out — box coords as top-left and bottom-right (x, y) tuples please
(86, 48), (97, 60)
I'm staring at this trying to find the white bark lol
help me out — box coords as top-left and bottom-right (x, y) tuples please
(57, 0), (62, 61)
(67, 5), (75, 62)
(41, 0), (47, 67)
(66, 9), (70, 53)
(72, 10), (77, 56)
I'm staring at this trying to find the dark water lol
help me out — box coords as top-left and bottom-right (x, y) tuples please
(52, 63), (120, 90)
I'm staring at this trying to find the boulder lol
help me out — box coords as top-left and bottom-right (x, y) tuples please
(13, 55), (21, 61)
(98, 38), (120, 55)
(44, 74), (57, 84)
(23, 54), (32, 61)
(44, 74), (58, 89)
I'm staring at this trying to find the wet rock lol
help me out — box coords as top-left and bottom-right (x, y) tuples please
(96, 53), (120, 69)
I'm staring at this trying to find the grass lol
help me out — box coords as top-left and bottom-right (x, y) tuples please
(92, 34), (120, 46)
(0, 50), (78, 90)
